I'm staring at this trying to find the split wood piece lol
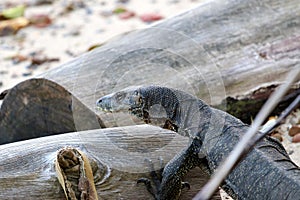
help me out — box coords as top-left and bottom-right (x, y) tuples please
(56, 147), (99, 200)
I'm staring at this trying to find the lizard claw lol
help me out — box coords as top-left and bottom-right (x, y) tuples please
(137, 178), (156, 196)
(138, 158), (190, 198)
(137, 158), (163, 199)
(137, 177), (151, 186)
(181, 181), (190, 190)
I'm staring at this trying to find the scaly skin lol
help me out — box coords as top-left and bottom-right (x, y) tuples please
(97, 85), (300, 200)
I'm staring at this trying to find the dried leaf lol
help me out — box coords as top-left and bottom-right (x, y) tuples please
(0, 17), (29, 36)
(29, 14), (52, 28)
(289, 125), (300, 137)
(87, 44), (104, 51)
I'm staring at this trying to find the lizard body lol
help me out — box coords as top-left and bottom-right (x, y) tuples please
(97, 85), (300, 200)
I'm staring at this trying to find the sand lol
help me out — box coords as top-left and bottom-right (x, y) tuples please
(0, 0), (202, 91)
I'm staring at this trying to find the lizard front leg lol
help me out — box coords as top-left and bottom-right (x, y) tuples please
(139, 139), (206, 200)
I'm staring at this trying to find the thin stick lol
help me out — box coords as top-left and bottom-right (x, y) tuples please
(255, 94), (300, 143)
(193, 66), (300, 200)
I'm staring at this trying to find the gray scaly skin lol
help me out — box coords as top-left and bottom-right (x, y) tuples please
(96, 85), (300, 200)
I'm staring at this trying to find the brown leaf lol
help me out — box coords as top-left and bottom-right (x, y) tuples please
(289, 125), (300, 137)
(0, 17), (29, 36)
(28, 14), (52, 28)
(292, 133), (300, 143)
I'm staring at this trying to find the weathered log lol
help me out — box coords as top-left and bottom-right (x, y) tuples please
(0, 125), (221, 199)
(38, 0), (300, 123)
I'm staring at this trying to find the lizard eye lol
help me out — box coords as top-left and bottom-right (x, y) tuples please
(134, 90), (139, 96)
(138, 97), (142, 104)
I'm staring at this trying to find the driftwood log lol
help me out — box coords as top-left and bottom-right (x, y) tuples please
(0, 125), (222, 199)
(0, 0), (300, 199)
(40, 0), (300, 122)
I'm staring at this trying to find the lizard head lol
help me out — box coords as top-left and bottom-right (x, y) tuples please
(96, 85), (179, 125)
(96, 86), (145, 118)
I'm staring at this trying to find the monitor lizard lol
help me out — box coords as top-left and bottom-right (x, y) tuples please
(96, 85), (300, 200)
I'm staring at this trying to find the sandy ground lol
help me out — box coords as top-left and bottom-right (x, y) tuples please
(279, 110), (300, 165)
(0, 0), (299, 199)
(0, 0), (203, 91)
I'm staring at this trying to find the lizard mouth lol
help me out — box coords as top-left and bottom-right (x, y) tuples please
(96, 97), (113, 112)
(96, 106), (113, 113)
(96, 96), (132, 113)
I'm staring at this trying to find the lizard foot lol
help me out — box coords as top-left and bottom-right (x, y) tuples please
(137, 158), (162, 198)
(137, 158), (190, 199)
